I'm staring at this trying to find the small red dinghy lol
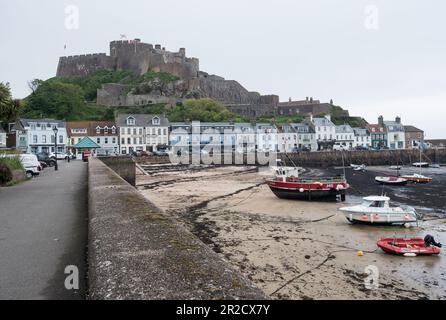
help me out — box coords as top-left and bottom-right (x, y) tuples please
(377, 236), (442, 256)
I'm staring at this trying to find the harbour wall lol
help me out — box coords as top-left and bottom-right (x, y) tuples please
(133, 149), (446, 168)
(87, 157), (266, 299)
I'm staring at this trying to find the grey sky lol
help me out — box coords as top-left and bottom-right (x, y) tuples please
(1, 0), (445, 138)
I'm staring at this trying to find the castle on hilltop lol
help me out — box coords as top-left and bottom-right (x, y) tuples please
(56, 39), (331, 118)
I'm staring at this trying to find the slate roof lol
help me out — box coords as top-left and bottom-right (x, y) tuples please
(116, 114), (169, 127)
(335, 125), (354, 133)
(66, 121), (117, 137)
(312, 117), (335, 127)
(404, 125), (423, 133)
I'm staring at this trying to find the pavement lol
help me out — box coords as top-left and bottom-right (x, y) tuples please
(0, 160), (88, 300)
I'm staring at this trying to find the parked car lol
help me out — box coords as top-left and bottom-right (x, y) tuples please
(140, 151), (153, 157)
(19, 154), (40, 178)
(36, 152), (56, 167)
(355, 145), (369, 151)
(49, 152), (70, 160)
(154, 150), (169, 156)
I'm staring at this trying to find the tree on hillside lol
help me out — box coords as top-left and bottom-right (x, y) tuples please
(0, 82), (19, 126)
(27, 79), (44, 95)
(23, 80), (85, 120)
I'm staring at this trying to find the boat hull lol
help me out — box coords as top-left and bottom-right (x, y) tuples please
(342, 212), (417, 225)
(269, 185), (346, 201)
(375, 177), (407, 186)
(377, 238), (441, 256)
(401, 176), (432, 183)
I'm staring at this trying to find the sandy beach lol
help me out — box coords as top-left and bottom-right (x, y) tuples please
(137, 164), (446, 299)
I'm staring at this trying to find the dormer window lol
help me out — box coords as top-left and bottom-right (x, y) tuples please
(96, 126), (101, 134)
(152, 116), (160, 125)
(111, 126), (116, 134)
(127, 116), (135, 126)
(104, 126), (109, 134)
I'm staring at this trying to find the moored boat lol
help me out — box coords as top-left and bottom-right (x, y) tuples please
(377, 236), (441, 256)
(266, 176), (349, 201)
(400, 173), (433, 183)
(413, 162), (429, 168)
(340, 196), (421, 225)
(375, 176), (407, 185)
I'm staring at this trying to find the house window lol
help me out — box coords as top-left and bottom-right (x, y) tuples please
(59, 135), (63, 144)
(51, 135), (55, 143)
(104, 126), (108, 134)
(42, 135), (47, 143)
(96, 126), (101, 134)
(127, 138), (131, 144)
(33, 135), (38, 143)
(121, 138), (125, 145)
(97, 138), (100, 144)
(112, 127), (116, 134)
(133, 138), (136, 144)
(105, 137), (108, 144)
(133, 128), (137, 135)
(127, 128), (131, 135)
(126, 117), (135, 125)
(139, 137), (143, 144)
(152, 117), (160, 125)
(112, 137), (116, 144)
(139, 128), (143, 135)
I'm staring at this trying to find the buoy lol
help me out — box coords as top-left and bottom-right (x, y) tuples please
(357, 250), (364, 256)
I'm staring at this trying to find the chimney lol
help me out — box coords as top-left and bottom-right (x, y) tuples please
(289, 97), (292, 102)
(306, 97), (309, 101)
(179, 48), (186, 56)
(155, 44), (161, 49)
(378, 115), (384, 126)
(395, 116), (401, 124)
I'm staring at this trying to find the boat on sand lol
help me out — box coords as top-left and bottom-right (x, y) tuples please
(375, 176), (407, 185)
(340, 196), (421, 225)
(377, 236), (441, 256)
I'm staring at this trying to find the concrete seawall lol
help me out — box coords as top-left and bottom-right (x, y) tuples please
(87, 157), (267, 299)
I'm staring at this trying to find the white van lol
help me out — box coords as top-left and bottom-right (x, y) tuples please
(333, 142), (349, 151)
(19, 154), (40, 178)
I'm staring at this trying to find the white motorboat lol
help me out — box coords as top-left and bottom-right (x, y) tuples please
(413, 162), (429, 168)
(375, 176), (407, 185)
(400, 173), (432, 183)
(389, 165), (402, 170)
(340, 196), (422, 225)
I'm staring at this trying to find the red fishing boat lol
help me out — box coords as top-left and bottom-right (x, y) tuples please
(266, 175), (349, 201)
(377, 236), (442, 256)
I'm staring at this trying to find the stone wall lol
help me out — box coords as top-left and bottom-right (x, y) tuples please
(99, 156), (136, 186)
(87, 157), (267, 299)
(56, 53), (115, 77)
(281, 149), (446, 168)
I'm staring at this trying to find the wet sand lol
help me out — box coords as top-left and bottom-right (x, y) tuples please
(137, 164), (446, 300)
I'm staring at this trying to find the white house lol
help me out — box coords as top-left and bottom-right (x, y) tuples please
(384, 116), (405, 150)
(279, 123), (317, 152)
(14, 119), (67, 154)
(353, 128), (371, 148)
(311, 114), (336, 150)
(335, 124), (355, 150)
(116, 114), (169, 154)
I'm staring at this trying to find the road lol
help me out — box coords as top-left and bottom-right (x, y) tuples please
(0, 160), (88, 299)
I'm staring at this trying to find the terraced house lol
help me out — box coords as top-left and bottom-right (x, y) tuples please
(116, 114), (169, 154)
(66, 121), (119, 157)
(12, 119), (67, 154)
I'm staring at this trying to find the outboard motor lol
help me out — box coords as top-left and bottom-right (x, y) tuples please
(424, 234), (442, 248)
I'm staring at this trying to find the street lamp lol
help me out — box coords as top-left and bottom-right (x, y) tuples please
(53, 126), (58, 171)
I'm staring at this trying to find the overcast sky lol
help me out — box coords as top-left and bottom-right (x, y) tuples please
(1, 0), (445, 138)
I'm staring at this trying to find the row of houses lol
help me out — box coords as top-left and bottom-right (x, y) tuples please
(2, 114), (425, 155)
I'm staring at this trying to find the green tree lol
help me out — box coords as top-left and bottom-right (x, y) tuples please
(23, 80), (85, 120)
(0, 82), (22, 126)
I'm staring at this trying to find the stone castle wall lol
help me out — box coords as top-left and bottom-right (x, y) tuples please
(57, 53), (115, 77)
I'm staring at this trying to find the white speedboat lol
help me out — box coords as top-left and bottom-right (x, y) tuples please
(413, 162), (429, 168)
(375, 176), (407, 185)
(340, 196), (422, 225)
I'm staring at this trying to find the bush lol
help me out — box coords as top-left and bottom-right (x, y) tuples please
(0, 162), (13, 185)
